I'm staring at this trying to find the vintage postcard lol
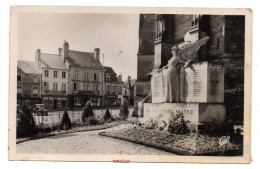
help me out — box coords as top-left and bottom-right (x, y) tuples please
(9, 6), (252, 163)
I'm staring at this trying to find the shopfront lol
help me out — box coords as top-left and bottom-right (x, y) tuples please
(42, 95), (68, 110)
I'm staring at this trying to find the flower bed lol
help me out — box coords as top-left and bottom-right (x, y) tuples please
(99, 126), (242, 156)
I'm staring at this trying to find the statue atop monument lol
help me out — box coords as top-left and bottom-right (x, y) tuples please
(159, 32), (210, 103)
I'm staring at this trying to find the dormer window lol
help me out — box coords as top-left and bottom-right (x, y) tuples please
(94, 73), (98, 82)
(106, 75), (110, 82)
(74, 71), (79, 80)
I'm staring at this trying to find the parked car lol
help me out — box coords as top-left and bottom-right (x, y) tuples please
(33, 104), (48, 116)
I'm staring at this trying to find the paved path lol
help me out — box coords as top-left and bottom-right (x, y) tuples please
(16, 125), (174, 155)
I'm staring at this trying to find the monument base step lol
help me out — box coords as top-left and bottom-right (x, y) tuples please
(143, 103), (226, 132)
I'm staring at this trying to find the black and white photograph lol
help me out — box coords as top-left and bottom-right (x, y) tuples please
(8, 6), (252, 163)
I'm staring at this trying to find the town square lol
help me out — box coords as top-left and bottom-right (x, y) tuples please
(13, 10), (247, 160)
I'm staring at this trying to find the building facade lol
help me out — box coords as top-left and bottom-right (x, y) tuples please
(17, 60), (42, 106)
(136, 14), (157, 100)
(35, 49), (69, 110)
(137, 14), (245, 91)
(61, 41), (105, 108)
(104, 66), (123, 107)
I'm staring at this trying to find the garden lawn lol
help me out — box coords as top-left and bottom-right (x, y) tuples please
(99, 126), (242, 156)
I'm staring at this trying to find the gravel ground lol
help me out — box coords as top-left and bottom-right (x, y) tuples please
(16, 124), (174, 155)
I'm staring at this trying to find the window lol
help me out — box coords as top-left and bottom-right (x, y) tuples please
(53, 71), (58, 78)
(94, 73), (98, 81)
(62, 72), (66, 78)
(43, 82), (49, 90)
(113, 86), (117, 94)
(191, 14), (201, 27)
(118, 86), (122, 95)
(106, 85), (110, 93)
(17, 86), (22, 93)
(17, 75), (22, 81)
(62, 83), (66, 91)
(74, 71), (79, 79)
(84, 72), (89, 81)
(32, 87), (39, 97)
(84, 83), (89, 91)
(94, 84), (99, 91)
(45, 70), (49, 77)
(106, 75), (110, 82)
(73, 83), (78, 90)
(53, 83), (58, 91)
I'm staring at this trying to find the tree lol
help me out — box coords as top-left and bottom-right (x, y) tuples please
(104, 108), (112, 120)
(120, 98), (129, 120)
(81, 101), (94, 123)
(16, 106), (36, 138)
(128, 76), (135, 105)
(61, 111), (72, 130)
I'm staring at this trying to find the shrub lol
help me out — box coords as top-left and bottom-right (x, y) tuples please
(168, 112), (190, 135)
(104, 108), (112, 120)
(60, 111), (72, 130)
(81, 101), (94, 123)
(16, 106), (36, 138)
(71, 119), (83, 127)
(132, 110), (138, 117)
(224, 88), (244, 125)
(119, 99), (129, 120)
(35, 123), (51, 134)
(111, 115), (122, 122)
(86, 116), (98, 126)
(144, 118), (158, 129)
(95, 115), (105, 124)
(50, 122), (61, 131)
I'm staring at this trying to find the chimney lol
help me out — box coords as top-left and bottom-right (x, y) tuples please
(35, 49), (41, 64)
(58, 48), (63, 56)
(117, 75), (122, 82)
(94, 48), (100, 61)
(63, 40), (69, 63)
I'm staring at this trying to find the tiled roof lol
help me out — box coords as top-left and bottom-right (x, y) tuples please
(66, 50), (104, 70)
(17, 60), (41, 74)
(104, 66), (118, 82)
(40, 53), (68, 70)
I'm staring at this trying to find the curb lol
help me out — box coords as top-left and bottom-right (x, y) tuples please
(17, 121), (128, 144)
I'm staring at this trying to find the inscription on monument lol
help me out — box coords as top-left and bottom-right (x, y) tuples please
(153, 77), (160, 97)
(151, 61), (224, 103)
(161, 74), (167, 96)
(193, 70), (202, 96)
(210, 71), (221, 95)
(144, 103), (199, 124)
(183, 72), (188, 98)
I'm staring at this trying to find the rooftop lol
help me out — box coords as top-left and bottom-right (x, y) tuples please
(104, 66), (119, 82)
(66, 50), (104, 70)
(17, 60), (41, 74)
(40, 53), (68, 70)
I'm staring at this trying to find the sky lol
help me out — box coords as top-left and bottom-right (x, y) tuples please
(18, 13), (139, 80)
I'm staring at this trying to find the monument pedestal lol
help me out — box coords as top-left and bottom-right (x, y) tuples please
(143, 103), (226, 132)
(151, 61), (224, 103)
(142, 61), (226, 133)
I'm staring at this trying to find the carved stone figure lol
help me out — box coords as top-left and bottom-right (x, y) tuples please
(160, 36), (210, 103)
